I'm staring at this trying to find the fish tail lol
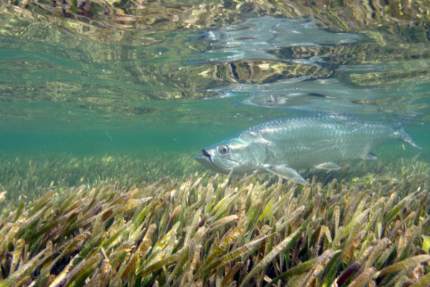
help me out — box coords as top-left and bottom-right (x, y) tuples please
(393, 125), (422, 150)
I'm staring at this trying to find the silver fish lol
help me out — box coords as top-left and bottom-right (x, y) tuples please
(195, 115), (421, 184)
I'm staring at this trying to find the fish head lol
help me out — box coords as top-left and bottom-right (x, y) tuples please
(195, 131), (267, 174)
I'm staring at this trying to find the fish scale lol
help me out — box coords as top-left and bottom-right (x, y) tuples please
(255, 116), (391, 167)
(195, 115), (421, 184)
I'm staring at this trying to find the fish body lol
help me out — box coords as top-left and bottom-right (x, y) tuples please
(195, 115), (421, 184)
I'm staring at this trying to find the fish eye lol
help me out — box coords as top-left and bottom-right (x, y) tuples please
(218, 145), (229, 154)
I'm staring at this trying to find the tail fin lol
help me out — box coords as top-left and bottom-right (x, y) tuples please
(394, 126), (422, 150)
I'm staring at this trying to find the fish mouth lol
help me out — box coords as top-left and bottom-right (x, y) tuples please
(202, 149), (217, 167)
(195, 149), (239, 174)
(195, 149), (225, 173)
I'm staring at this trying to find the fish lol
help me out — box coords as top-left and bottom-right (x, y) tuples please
(195, 114), (421, 184)
(243, 92), (331, 108)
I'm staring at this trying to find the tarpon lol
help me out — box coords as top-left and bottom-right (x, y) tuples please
(195, 115), (421, 184)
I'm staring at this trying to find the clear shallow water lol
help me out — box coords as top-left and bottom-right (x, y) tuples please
(1, 3), (430, 182)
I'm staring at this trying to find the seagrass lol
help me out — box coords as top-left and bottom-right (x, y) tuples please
(0, 155), (429, 286)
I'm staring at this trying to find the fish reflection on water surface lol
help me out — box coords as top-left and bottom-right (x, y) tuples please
(195, 115), (421, 184)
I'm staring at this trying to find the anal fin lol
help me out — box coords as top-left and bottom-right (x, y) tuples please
(262, 164), (307, 185)
(314, 162), (341, 171)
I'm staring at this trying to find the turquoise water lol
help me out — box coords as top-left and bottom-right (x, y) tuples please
(1, 3), (430, 194)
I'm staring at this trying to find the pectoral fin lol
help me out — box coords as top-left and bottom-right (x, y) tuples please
(314, 162), (341, 171)
(262, 164), (307, 185)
